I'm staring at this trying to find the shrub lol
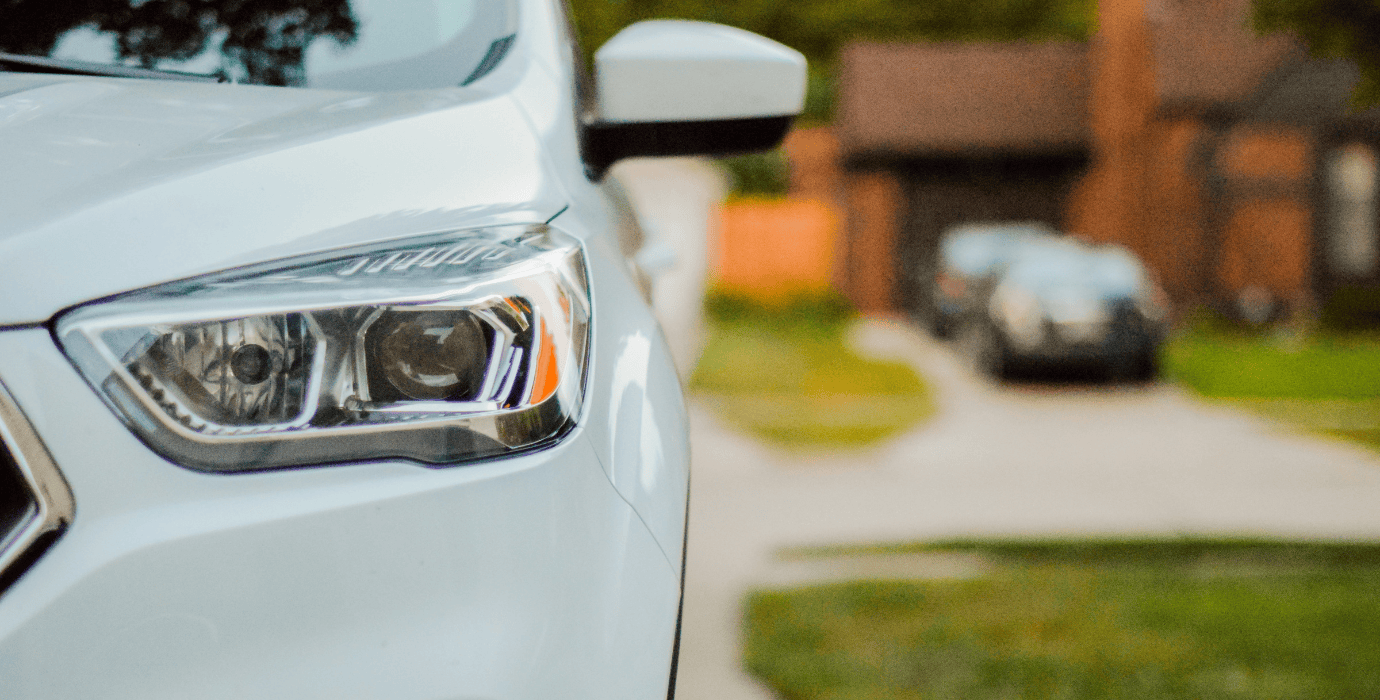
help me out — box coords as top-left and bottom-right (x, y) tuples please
(1319, 285), (1380, 332)
(704, 287), (855, 328)
(719, 150), (790, 197)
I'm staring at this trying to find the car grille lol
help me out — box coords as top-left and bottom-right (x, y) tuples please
(0, 441), (32, 544)
(0, 380), (74, 596)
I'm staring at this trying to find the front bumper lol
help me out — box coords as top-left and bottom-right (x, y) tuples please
(0, 327), (678, 699)
(1009, 307), (1162, 366)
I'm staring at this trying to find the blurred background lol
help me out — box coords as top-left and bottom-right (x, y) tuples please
(590, 1), (1380, 698)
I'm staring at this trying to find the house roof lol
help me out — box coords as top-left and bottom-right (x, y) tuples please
(834, 3), (1334, 159)
(1150, 0), (1299, 111)
(837, 42), (1090, 158)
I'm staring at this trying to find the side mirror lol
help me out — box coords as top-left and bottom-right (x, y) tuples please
(583, 20), (807, 178)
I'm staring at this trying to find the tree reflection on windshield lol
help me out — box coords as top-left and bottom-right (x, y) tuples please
(0, 0), (357, 86)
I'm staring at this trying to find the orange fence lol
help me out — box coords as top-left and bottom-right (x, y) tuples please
(713, 197), (839, 299)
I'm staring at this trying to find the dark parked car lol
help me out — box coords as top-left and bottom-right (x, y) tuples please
(959, 238), (1169, 381)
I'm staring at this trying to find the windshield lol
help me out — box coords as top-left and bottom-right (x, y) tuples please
(941, 222), (1054, 277)
(1006, 244), (1146, 298)
(1, 0), (516, 90)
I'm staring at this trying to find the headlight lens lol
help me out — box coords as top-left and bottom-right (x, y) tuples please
(992, 283), (1045, 349)
(58, 224), (590, 472)
(1042, 290), (1106, 326)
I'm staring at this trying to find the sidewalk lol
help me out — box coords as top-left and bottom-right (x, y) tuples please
(673, 317), (1380, 700)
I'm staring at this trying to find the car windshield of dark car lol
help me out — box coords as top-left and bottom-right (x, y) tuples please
(25, 0), (516, 90)
(942, 223), (1054, 277)
(1085, 249), (1145, 296)
(1006, 245), (1142, 297)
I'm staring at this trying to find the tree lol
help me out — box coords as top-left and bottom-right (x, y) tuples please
(1254, 0), (1380, 108)
(567, 0), (1094, 64)
(0, 0), (356, 85)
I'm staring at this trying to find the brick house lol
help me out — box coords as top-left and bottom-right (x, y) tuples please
(824, 0), (1366, 322)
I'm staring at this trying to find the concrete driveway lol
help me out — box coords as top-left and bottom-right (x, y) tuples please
(674, 317), (1380, 700)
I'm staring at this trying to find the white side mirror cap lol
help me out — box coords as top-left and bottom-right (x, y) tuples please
(584, 21), (807, 177)
(595, 20), (807, 123)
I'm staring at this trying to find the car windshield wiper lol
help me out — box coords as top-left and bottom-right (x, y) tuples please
(0, 52), (222, 83)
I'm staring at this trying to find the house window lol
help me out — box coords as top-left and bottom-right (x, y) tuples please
(1327, 143), (1379, 278)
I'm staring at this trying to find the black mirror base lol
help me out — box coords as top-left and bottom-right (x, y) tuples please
(583, 115), (794, 179)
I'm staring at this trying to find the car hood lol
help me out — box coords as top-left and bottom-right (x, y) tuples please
(0, 73), (568, 326)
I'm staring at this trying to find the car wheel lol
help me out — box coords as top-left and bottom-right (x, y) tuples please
(1107, 345), (1157, 384)
(1132, 345), (1159, 383)
(962, 318), (1008, 380)
(929, 309), (953, 339)
(929, 315), (947, 339)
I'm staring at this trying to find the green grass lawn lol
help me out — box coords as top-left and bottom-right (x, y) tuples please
(744, 540), (1380, 700)
(1163, 326), (1380, 451)
(1326, 427), (1380, 450)
(1163, 330), (1380, 399)
(690, 313), (934, 448)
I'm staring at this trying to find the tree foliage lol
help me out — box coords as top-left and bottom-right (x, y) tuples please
(0, 0), (356, 85)
(567, 0), (1095, 64)
(1254, 0), (1380, 108)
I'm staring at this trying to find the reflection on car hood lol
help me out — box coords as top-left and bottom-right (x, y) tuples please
(0, 73), (566, 325)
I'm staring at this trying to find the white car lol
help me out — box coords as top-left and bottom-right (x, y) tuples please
(0, 2), (805, 698)
(931, 221), (1054, 337)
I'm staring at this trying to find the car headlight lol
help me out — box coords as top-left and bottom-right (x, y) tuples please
(992, 283), (1045, 349)
(1042, 291), (1100, 326)
(57, 224), (590, 472)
